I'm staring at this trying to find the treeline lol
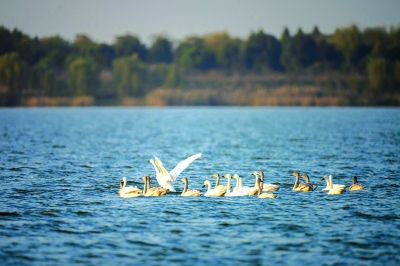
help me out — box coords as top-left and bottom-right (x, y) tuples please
(0, 24), (400, 106)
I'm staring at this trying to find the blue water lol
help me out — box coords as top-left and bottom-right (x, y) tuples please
(0, 107), (399, 265)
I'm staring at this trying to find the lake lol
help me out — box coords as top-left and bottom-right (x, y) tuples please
(0, 107), (399, 265)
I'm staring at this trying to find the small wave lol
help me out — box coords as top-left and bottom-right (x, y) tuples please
(0, 211), (19, 216)
(75, 211), (92, 215)
(79, 165), (93, 168)
(40, 210), (59, 216)
(55, 228), (85, 234)
(52, 145), (66, 148)
(170, 229), (183, 234)
(126, 239), (157, 246)
(9, 166), (36, 171)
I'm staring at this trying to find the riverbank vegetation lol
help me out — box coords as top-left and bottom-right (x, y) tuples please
(0, 24), (399, 106)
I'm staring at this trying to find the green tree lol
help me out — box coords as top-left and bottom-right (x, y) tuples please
(332, 24), (371, 70)
(0, 52), (29, 92)
(175, 36), (216, 70)
(67, 57), (100, 96)
(364, 27), (387, 56)
(39, 35), (70, 70)
(71, 34), (113, 67)
(366, 57), (387, 94)
(0, 52), (29, 105)
(217, 40), (242, 70)
(244, 30), (282, 71)
(114, 34), (147, 61)
(112, 54), (147, 99)
(386, 26), (400, 62)
(149, 36), (173, 63)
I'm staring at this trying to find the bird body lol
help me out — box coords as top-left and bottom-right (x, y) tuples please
(119, 177), (142, 198)
(256, 178), (277, 198)
(181, 177), (201, 196)
(325, 175), (346, 195)
(291, 172), (313, 192)
(349, 176), (364, 191)
(223, 174), (247, 197)
(202, 180), (225, 197)
(255, 171), (280, 192)
(322, 175), (347, 192)
(211, 173), (227, 191)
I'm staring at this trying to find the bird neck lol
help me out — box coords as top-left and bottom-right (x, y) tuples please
(206, 182), (211, 192)
(226, 176), (231, 194)
(183, 180), (188, 193)
(293, 175), (299, 190)
(147, 177), (151, 190)
(253, 175), (258, 188)
(143, 179), (147, 194)
(215, 175), (220, 186)
(257, 179), (262, 196)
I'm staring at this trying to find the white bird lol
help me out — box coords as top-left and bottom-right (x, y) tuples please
(149, 153), (202, 192)
(327, 175), (346, 195)
(202, 180), (225, 197)
(223, 174), (248, 197)
(256, 177), (277, 198)
(321, 175), (347, 192)
(232, 174), (258, 195)
(118, 177), (142, 198)
(254, 171), (280, 192)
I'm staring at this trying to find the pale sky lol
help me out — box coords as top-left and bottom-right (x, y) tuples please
(1, 0), (399, 45)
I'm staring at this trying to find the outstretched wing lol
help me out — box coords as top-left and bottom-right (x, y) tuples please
(169, 153), (202, 181)
(154, 155), (169, 175)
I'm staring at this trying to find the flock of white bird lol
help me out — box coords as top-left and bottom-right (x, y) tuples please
(118, 153), (365, 198)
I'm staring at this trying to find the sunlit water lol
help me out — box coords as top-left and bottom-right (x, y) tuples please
(0, 107), (399, 265)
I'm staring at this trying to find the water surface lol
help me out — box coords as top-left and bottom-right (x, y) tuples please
(0, 107), (399, 265)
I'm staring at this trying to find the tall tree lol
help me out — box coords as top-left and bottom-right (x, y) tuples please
(112, 54), (147, 99)
(149, 36), (173, 63)
(0, 52), (29, 106)
(332, 24), (370, 69)
(366, 57), (387, 94)
(67, 57), (100, 96)
(243, 30), (282, 71)
(114, 34), (147, 61)
(175, 36), (216, 70)
(281, 28), (317, 71)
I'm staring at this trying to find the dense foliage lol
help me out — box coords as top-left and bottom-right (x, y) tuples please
(0, 24), (399, 106)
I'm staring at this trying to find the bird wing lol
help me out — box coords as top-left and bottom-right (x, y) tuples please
(154, 155), (169, 175)
(168, 153), (202, 181)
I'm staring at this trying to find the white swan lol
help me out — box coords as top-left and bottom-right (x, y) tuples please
(202, 180), (225, 197)
(321, 175), (347, 192)
(149, 153), (202, 192)
(327, 175), (346, 195)
(255, 171), (280, 192)
(232, 174), (258, 195)
(256, 177), (277, 198)
(119, 177), (142, 198)
(223, 174), (247, 197)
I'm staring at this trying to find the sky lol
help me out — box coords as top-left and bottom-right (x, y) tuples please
(1, 0), (400, 45)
